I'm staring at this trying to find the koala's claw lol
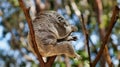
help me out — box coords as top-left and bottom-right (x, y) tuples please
(72, 36), (77, 41)
(66, 36), (77, 41)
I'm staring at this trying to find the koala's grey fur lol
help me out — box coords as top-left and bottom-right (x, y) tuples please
(27, 11), (81, 59)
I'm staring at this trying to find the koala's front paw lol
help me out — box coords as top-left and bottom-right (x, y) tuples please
(72, 36), (77, 41)
(66, 36), (77, 41)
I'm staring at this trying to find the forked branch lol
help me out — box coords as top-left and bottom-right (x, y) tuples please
(92, 6), (120, 67)
(18, 0), (56, 67)
(18, 0), (45, 66)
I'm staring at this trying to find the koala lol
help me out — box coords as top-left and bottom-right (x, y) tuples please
(27, 11), (81, 60)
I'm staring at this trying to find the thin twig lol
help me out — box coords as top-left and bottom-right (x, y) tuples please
(18, 0), (45, 67)
(89, 38), (98, 54)
(92, 6), (119, 67)
(81, 14), (92, 67)
(70, 0), (92, 66)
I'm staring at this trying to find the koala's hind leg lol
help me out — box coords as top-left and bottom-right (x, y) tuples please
(55, 41), (81, 59)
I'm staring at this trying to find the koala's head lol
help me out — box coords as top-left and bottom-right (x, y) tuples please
(50, 11), (77, 38)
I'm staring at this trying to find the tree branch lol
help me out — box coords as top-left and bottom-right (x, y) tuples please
(89, 38), (98, 54)
(81, 14), (92, 67)
(94, 0), (112, 66)
(45, 56), (56, 67)
(19, 0), (57, 67)
(70, 0), (92, 66)
(92, 5), (120, 67)
(18, 0), (45, 67)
